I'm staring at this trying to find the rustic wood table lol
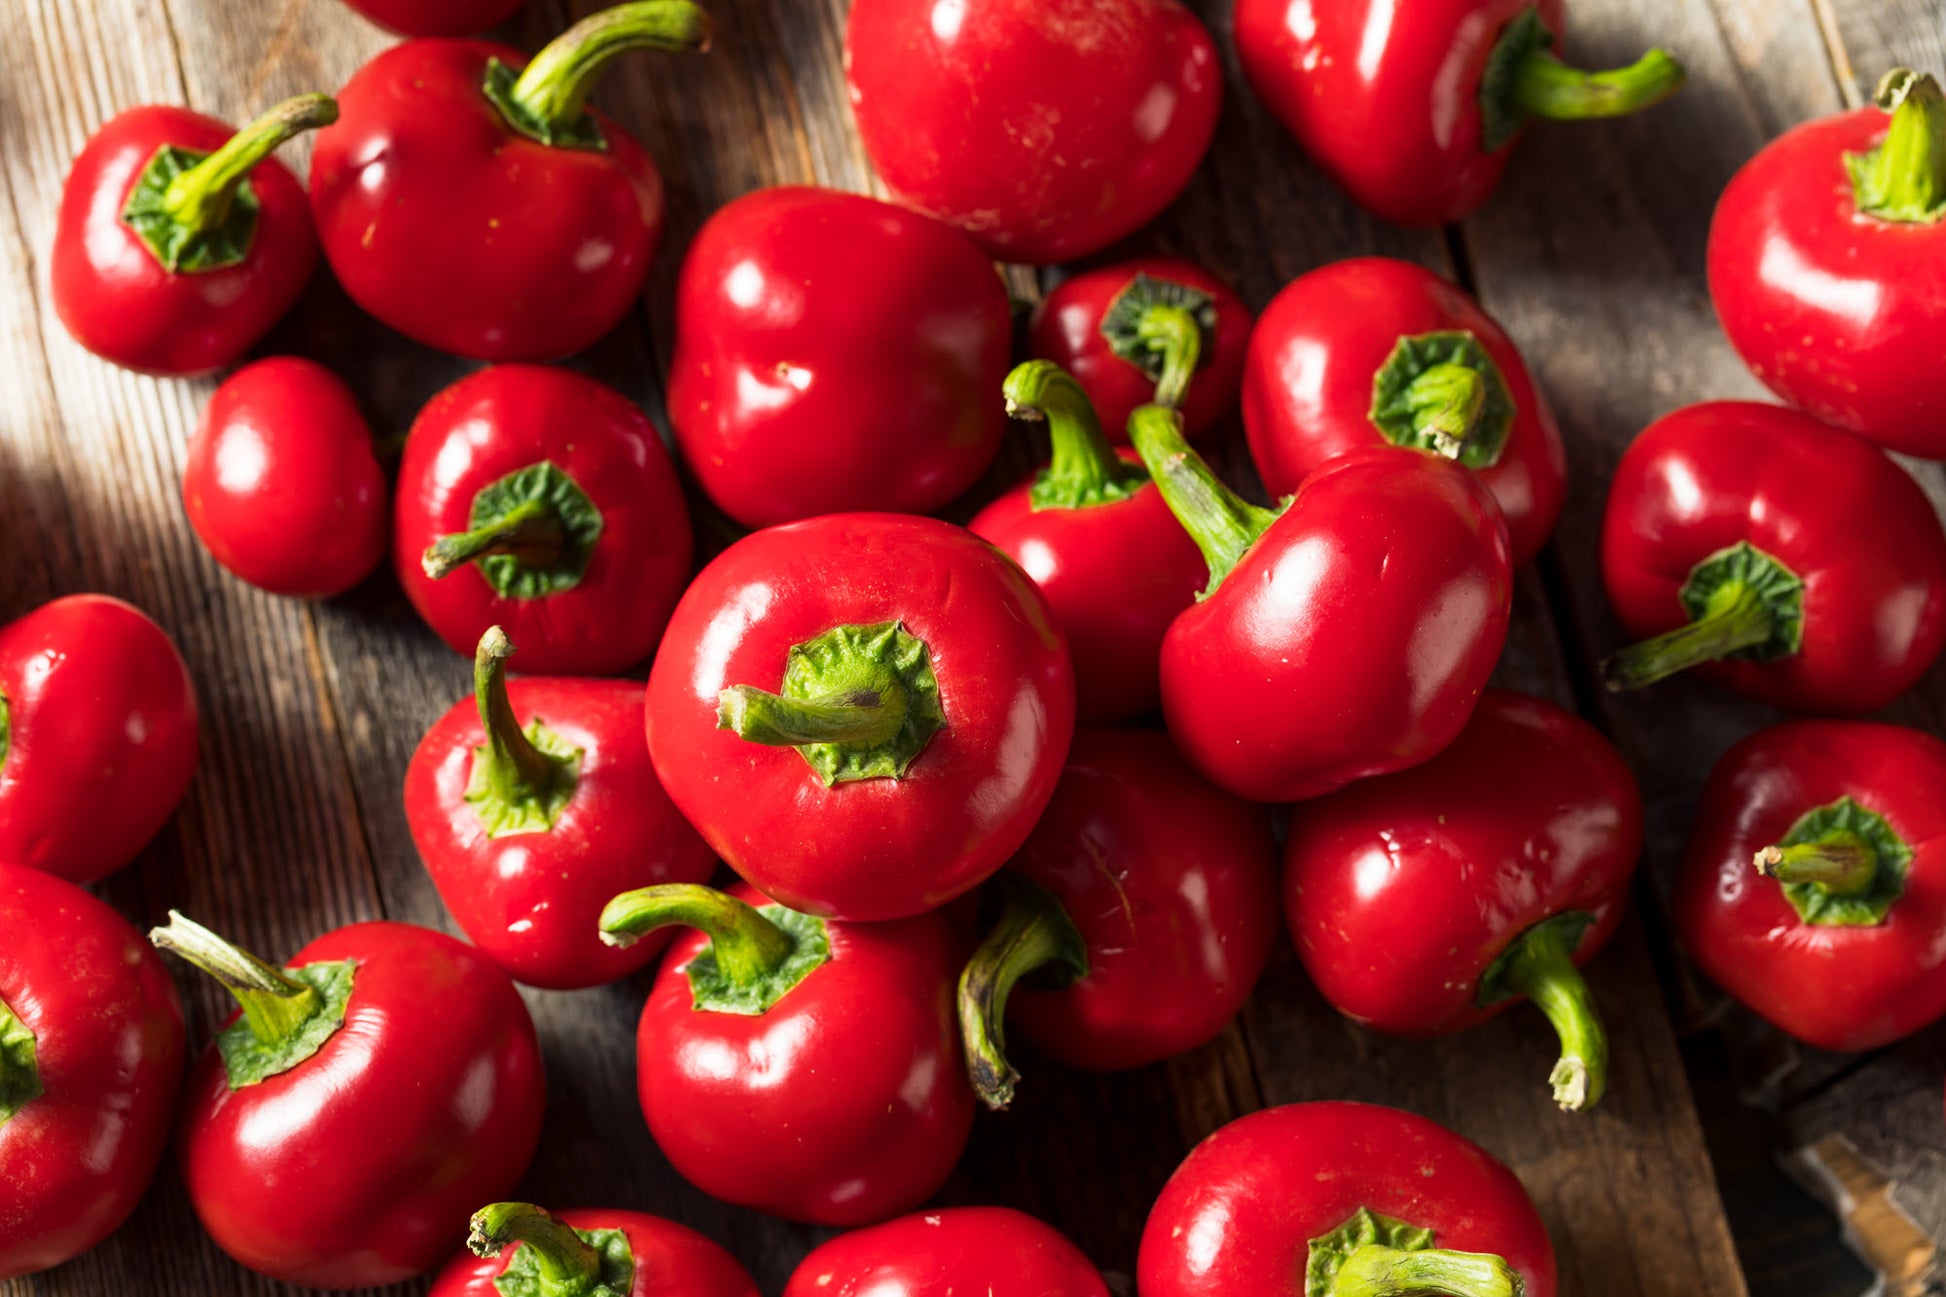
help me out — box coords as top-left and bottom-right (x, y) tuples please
(3, 0), (1943, 1293)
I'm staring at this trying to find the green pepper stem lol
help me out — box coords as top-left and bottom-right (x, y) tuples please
(1330, 1244), (1526, 1297)
(469, 1203), (601, 1291)
(598, 884), (793, 980)
(511, 1), (713, 130)
(717, 683), (906, 748)
(957, 876), (1089, 1111)
(149, 911), (321, 1046)
(1599, 580), (1774, 691)
(471, 627), (559, 800)
(1140, 303), (1204, 410)
(1401, 362), (1488, 459)
(1007, 360), (1148, 511)
(1850, 69), (1946, 223)
(1755, 841), (1878, 894)
(159, 93), (337, 234)
(1494, 920), (1608, 1112)
(1128, 403), (1278, 593)
(1511, 46), (1686, 122)
(422, 499), (567, 580)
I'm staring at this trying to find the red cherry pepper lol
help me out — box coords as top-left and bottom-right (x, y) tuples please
(153, 914), (545, 1288)
(309, 3), (709, 361)
(432, 1202), (759, 1297)
(957, 727), (1278, 1107)
(968, 363), (1206, 722)
(52, 94), (333, 376)
(337, 0), (525, 38)
(407, 628), (714, 990)
(1243, 257), (1568, 567)
(1028, 257), (1253, 445)
(183, 357), (388, 599)
(646, 512), (1074, 921)
(1128, 405), (1511, 804)
(600, 882), (975, 1225)
(1284, 690), (1642, 1111)
(843, 0), (1222, 264)
(1234, 1), (1684, 227)
(667, 186), (1013, 528)
(396, 365), (694, 676)
(783, 1206), (1110, 1297)
(0, 595), (198, 884)
(1599, 401), (1946, 714)
(1675, 720), (1946, 1052)
(0, 864), (184, 1280)
(1139, 1102), (1556, 1297)
(1710, 71), (1946, 457)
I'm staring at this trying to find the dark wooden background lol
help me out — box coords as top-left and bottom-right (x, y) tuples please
(2, 0), (1943, 1293)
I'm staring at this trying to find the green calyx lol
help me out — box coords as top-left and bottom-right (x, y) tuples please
(1308, 1208), (1525, 1297)
(717, 621), (945, 786)
(1756, 796), (1911, 927)
(1098, 272), (1218, 410)
(1478, 6), (1686, 153)
(1479, 912), (1607, 1112)
(599, 884), (829, 1015)
(422, 461), (604, 600)
(957, 874), (1090, 1110)
(149, 911), (354, 1090)
(470, 1203), (634, 1297)
(1006, 360), (1149, 512)
(484, 1), (712, 150)
(0, 688), (11, 773)
(464, 628), (584, 838)
(0, 996), (44, 1128)
(1847, 69), (1946, 224)
(121, 93), (337, 273)
(1128, 403), (1282, 598)
(1369, 331), (1517, 467)
(1600, 541), (1803, 692)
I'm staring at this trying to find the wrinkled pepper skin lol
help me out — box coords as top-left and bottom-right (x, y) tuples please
(1028, 257), (1253, 444)
(176, 922), (545, 1288)
(430, 1205), (759, 1297)
(0, 596), (198, 884)
(668, 186), (1012, 528)
(647, 513), (1075, 922)
(0, 864), (185, 1280)
(1139, 1102), (1556, 1297)
(1676, 721), (1946, 1052)
(1599, 401), (1946, 714)
(844, 0), (1222, 264)
(783, 1207), (1111, 1297)
(394, 365), (694, 676)
(184, 357), (389, 599)
(1244, 257), (1567, 566)
(336, 0), (526, 37)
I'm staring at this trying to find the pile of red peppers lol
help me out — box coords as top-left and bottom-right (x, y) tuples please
(11, 0), (1946, 1290)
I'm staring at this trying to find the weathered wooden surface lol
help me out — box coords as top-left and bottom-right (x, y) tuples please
(0, 0), (1936, 1293)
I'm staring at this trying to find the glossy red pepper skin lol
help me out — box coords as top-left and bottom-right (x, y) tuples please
(395, 365), (694, 676)
(1675, 721), (1946, 1052)
(667, 186), (1012, 528)
(635, 884), (974, 1225)
(1600, 401), (1946, 714)
(430, 1207), (759, 1297)
(1709, 80), (1946, 457)
(1028, 258), (1253, 445)
(310, 37), (664, 361)
(1244, 257), (1567, 567)
(407, 671), (715, 990)
(843, 0), (1222, 264)
(1139, 1102), (1557, 1297)
(336, 0), (525, 37)
(783, 1207), (1110, 1296)
(969, 451), (1205, 723)
(647, 513), (1074, 922)
(0, 864), (184, 1280)
(178, 922), (545, 1288)
(1152, 444), (1511, 804)
(52, 106), (316, 376)
(184, 357), (388, 599)
(1285, 690), (1640, 1036)
(0, 596), (198, 884)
